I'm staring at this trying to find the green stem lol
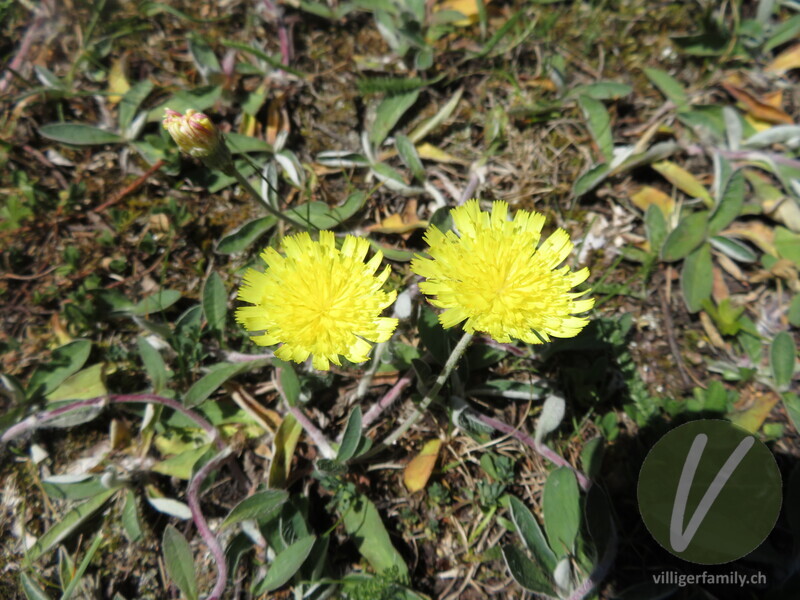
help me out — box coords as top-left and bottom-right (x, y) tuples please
(229, 167), (310, 231)
(368, 331), (473, 455)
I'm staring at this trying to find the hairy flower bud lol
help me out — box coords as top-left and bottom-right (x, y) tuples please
(162, 109), (233, 174)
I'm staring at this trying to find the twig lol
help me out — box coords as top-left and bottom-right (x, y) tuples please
(287, 405), (335, 459)
(93, 160), (166, 213)
(364, 332), (474, 456)
(187, 447), (233, 600)
(2, 393), (244, 600)
(1, 394), (222, 448)
(472, 412), (592, 491)
(361, 367), (415, 430)
(0, 3), (49, 94)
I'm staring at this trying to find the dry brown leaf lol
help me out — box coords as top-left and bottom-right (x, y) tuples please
(715, 253), (745, 282)
(721, 81), (794, 125)
(711, 265), (729, 303)
(404, 439), (442, 493)
(266, 93), (290, 147)
(766, 43), (800, 75)
(699, 310), (727, 350)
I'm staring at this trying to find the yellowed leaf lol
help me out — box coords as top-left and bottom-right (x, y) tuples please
(652, 161), (712, 206)
(730, 388), (779, 433)
(723, 222), (777, 256)
(434, 0), (491, 25)
(415, 142), (465, 164)
(107, 57), (130, 105)
(366, 212), (428, 235)
(766, 43), (800, 75)
(722, 82), (793, 125)
(630, 186), (675, 218)
(743, 114), (774, 132)
(763, 90), (783, 108)
(404, 439), (442, 493)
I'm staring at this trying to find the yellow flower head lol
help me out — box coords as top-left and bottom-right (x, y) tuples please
(163, 109), (233, 173)
(236, 231), (398, 370)
(411, 200), (593, 344)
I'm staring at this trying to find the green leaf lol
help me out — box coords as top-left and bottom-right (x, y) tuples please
(283, 195), (366, 229)
(357, 76), (439, 95)
(643, 67), (688, 109)
(572, 162), (609, 197)
(25, 488), (117, 564)
(130, 289), (182, 315)
(188, 34), (221, 77)
(254, 535), (316, 593)
(42, 474), (112, 501)
(369, 90), (420, 147)
(27, 340), (92, 399)
(137, 337), (167, 394)
(542, 467), (580, 558)
(578, 96), (613, 161)
(681, 243), (713, 313)
(709, 235), (757, 263)
(568, 81), (632, 100)
(152, 443), (213, 480)
(501, 545), (556, 595)
(162, 525), (198, 600)
(789, 294), (800, 327)
(216, 216), (277, 254)
(644, 205), (667, 253)
(185, 362), (257, 407)
(61, 531), (104, 600)
(764, 15), (800, 52)
(337, 406), (363, 462)
(276, 359), (301, 407)
(783, 393), (800, 434)
(395, 134), (426, 182)
(38, 123), (126, 145)
(147, 85), (223, 121)
(343, 494), (408, 577)
(775, 226), (800, 267)
(508, 495), (557, 573)
(770, 331), (796, 390)
(708, 169), (745, 234)
(408, 87), (463, 144)
(661, 211), (709, 262)
(119, 79), (154, 132)
(580, 437), (605, 480)
(20, 573), (51, 600)
(221, 490), (289, 528)
(121, 489), (143, 542)
(46, 363), (107, 403)
(203, 272), (227, 341)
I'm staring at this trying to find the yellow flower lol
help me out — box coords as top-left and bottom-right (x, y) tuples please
(411, 200), (593, 344)
(236, 231), (398, 370)
(163, 109), (233, 174)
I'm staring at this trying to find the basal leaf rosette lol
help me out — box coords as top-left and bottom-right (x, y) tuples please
(411, 200), (593, 344)
(236, 231), (398, 370)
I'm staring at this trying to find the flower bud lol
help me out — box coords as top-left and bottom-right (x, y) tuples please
(162, 109), (233, 174)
